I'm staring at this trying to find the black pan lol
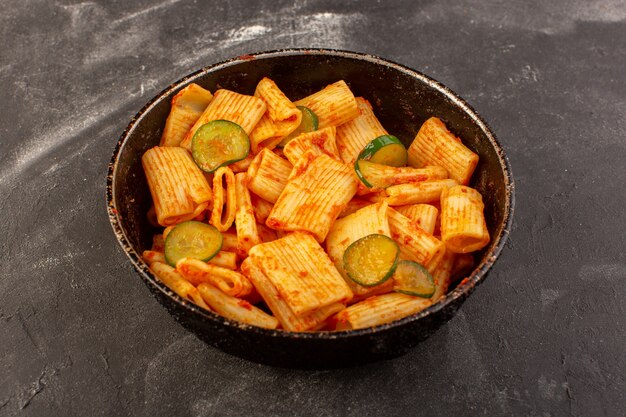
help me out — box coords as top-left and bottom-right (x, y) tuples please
(106, 49), (514, 369)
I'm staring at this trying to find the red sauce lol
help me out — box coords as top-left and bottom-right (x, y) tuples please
(237, 300), (254, 310)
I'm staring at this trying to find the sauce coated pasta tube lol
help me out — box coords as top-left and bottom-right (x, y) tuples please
(336, 97), (388, 164)
(160, 83), (213, 147)
(142, 146), (212, 227)
(246, 149), (292, 203)
(250, 77), (302, 152)
(197, 283), (279, 329)
(210, 167), (237, 232)
(294, 80), (359, 129)
(440, 185), (490, 253)
(408, 117), (478, 185)
(180, 89), (266, 150)
(333, 293), (432, 330)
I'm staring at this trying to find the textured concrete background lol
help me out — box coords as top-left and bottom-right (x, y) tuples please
(1, 0), (625, 416)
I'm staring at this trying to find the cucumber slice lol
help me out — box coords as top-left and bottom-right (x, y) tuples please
(359, 135), (407, 167)
(343, 234), (399, 287)
(393, 260), (435, 298)
(278, 106), (318, 147)
(191, 120), (250, 173)
(164, 221), (223, 267)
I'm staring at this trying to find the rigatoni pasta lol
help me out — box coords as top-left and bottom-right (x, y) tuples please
(336, 97), (388, 164)
(440, 185), (490, 253)
(294, 81), (359, 129)
(407, 117), (478, 185)
(385, 179), (458, 206)
(142, 146), (212, 227)
(160, 83), (213, 147)
(210, 166), (237, 232)
(246, 148), (292, 203)
(282, 126), (340, 165)
(140, 75), (491, 333)
(249, 77), (302, 152)
(266, 153), (358, 242)
(180, 89), (266, 150)
(333, 293), (432, 330)
(395, 204), (439, 235)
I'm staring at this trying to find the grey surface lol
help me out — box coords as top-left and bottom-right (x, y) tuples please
(1, 0), (625, 416)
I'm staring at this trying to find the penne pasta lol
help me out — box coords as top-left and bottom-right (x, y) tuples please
(407, 117), (478, 185)
(294, 80), (359, 129)
(282, 126), (340, 165)
(234, 173), (261, 256)
(247, 232), (353, 316)
(246, 149), (292, 203)
(210, 166), (237, 232)
(387, 207), (446, 273)
(440, 185), (490, 253)
(266, 153), (358, 242)
(142, 146), (212, 227)
(385, 179), (458, 206)
(249, 77), (302, 152)
(241, 257), (346, 332)
(333, 293), (432, 330)
(160, 83), (214, 147)
(176, 257), (253, 297)
(395, 204), (439, 235)
(336, 97), (388, 164)
(180, 89), (266, 150)
(197, 283), (279, 329)
(150, 262), (210, 310)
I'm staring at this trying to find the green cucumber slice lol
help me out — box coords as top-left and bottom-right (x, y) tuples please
(191, 120), (250, 173)
(354, 159), (396, 189)
(164, 221), (223, 267)
(278, 106), (318, 147)
(359, 135), (407, 167)
(393, 260), (435, 298)
(343, 234), (399, 287)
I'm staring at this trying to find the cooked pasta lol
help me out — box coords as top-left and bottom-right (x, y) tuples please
(294, 81), (359, 129)
(440, 185), (490, 253)
(142, 146), (212, 227)
(197, 283), (279, 329)
(249, 77), (302, 152)
(387, 207), (446, 272)
(140, 75), (489, 332)
(282, 126), (340, 165)
(266, 152), (358, 242)
(385, 179), (458, 206)
(395, 204), (439, 235)
(333, 293), (432, 330)
(234, 172), (261, 256)
(210, 166), (237, 232)
(180, 89), (266, 150)
(336, 97), (387, 164)
(246, 148), (292, 203)
(160, 83), (213, 147)
(408, 117), (478, 185)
